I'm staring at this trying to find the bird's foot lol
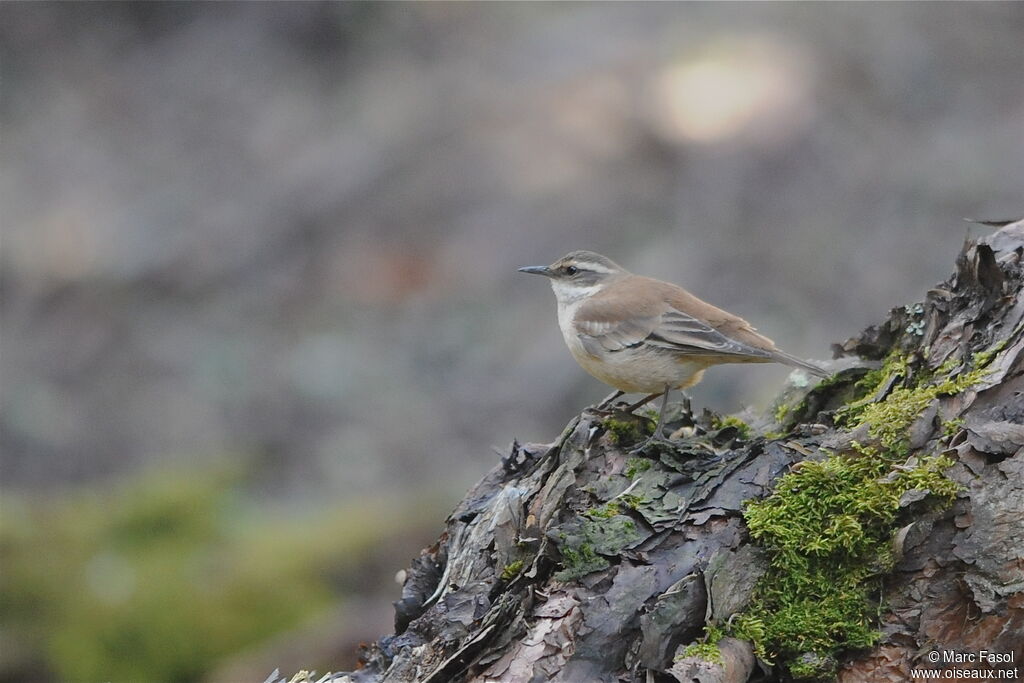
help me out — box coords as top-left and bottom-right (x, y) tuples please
(587, 405), (622, 418)
(588, 391), (629, 416)
(629, 425), (676, 455)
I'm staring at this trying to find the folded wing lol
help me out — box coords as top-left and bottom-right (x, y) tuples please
(574, 307), (771, 360)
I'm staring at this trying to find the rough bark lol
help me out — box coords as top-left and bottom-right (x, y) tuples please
(314, 223), (1023, 683)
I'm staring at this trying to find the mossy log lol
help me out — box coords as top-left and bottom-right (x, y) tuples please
(323, 223), (1023, 683)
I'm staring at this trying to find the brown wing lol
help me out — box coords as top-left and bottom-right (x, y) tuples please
(573, 315), (660, 354)
(645, 308), (772, 359)
(572, 277), (773, 360)
(658, 279), (828, 376)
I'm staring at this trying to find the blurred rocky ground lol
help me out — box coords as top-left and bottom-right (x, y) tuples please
(1, 3), (1022, 681)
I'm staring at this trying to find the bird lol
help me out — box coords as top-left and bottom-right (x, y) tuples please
(518, 250), (828, 443)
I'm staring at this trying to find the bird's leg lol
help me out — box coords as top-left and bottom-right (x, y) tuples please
(595, 390), (625, 411)
(593, 390), (660, 418)
(650, 385), (672, 439)
(629, 385), (675, 455)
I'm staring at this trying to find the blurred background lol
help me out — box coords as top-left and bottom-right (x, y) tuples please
(1, 3), (1022, 681)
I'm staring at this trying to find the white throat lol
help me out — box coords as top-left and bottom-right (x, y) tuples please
(550, 279), (605, 305)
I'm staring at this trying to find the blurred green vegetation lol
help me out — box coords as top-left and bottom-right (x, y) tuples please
(0, 463), (447, 683)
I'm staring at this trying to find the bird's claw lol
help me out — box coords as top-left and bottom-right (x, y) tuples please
(587, 404), (623, 417)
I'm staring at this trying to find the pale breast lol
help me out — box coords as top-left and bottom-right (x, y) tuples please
(556, 300), (705, 393)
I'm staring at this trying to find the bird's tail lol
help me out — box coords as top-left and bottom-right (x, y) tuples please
(771, 349), (830, 378)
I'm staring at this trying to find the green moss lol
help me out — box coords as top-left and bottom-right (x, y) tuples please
(603, 417), (650, 445)
(554, 541), (607, 582)
(736, 442), (959, 678)
(972, 348), (999, 368)
(836, 349), (990, 448)
(555, 499), (648, 581)
(833, 352), (907, 427)
(618, 493), (644, 510)
(942, 417), (965, 438)
(853, 369), (985, 452)
(730, 614), (768, 662)
(638, 406), (659, 420)
(586, 502), (621, 519)
(790, 653), (837, 680)
(711, 415), (751, 440)
(771, 367), (869, 437)
(732, 351), (981, 679)
(680, 624), (725, 664)
(773, 396), (811, 432)
(624, 457), (652, 478)
(500, 559), (525, 581)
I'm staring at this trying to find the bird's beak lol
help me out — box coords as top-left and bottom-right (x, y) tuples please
(518, 265), (554, 277)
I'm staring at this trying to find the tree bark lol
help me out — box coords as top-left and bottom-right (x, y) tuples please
(323, 223), (1023, 683)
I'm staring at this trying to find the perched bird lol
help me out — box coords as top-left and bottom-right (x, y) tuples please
(519, 250), (828, 440)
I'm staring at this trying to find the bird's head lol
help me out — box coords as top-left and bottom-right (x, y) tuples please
(518, 251), (629, 304)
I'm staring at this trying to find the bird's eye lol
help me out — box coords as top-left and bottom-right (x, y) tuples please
(565, 266), (579, 276)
